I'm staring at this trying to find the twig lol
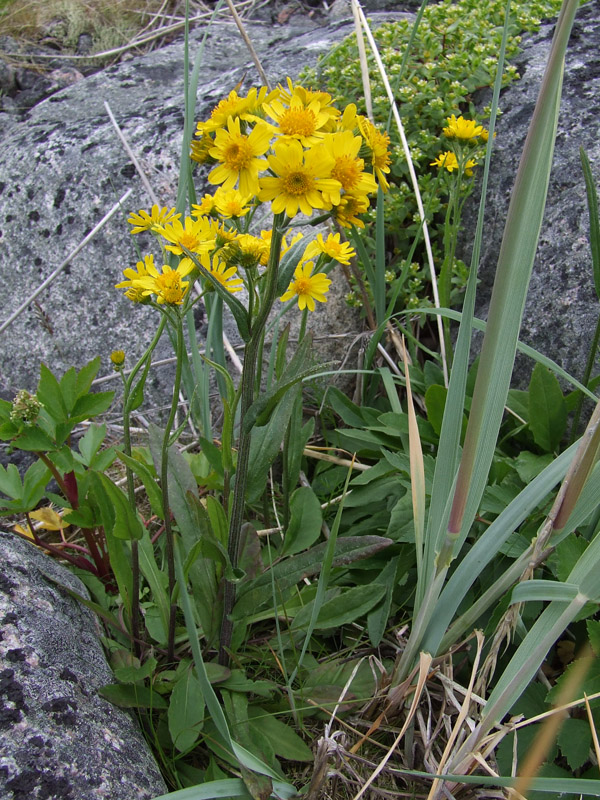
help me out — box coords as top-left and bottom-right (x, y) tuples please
(0, 188), (133, 335)
(224, 0), (271, 89)
(104, 101), (159, 206)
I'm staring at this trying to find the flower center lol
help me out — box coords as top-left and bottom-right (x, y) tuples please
(157, 273), (184, 304)
(294, 277), (312, 295)
(331, 156), (362, 191)
(223, 137), (254, 170)
(279, 108), (317, 138)
(283, 171), (314, 196)
(179, 231), (200, 249)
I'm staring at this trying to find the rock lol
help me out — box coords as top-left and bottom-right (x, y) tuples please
(464, 0), (600, 387)
(0, 531), (167, 800)
(0, 8), (405, 417)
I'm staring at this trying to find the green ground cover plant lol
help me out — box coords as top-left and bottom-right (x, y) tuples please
(2, 0), (600, 798)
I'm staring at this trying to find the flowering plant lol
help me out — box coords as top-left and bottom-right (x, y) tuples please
(114, 78), (389, 661)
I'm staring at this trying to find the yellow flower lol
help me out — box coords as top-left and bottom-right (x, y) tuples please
(132, 259), (195, 305)
(158, 215), (216, 256)
(332, 193), (370, 228)
(116, 254), (155, 302)
(128, 205), (180, 234)
(443, 114), (483, 140)
(213, 187), (252, 218)
(303, 232), (355, 265)
(431, 151), (477, 176)
(190, 132), (214, 164)
(196, 86), (277, 135)
(208, 117), (271, 197)
(277, 78), (341, 129)
(258, 139), (341, 218)
(322, 130), (378, 202)
(225, 234), (270, 269)
(192, 194), (216, 217)
(357, 117), (391, 191)
(280, 261), (331, 311)
(110, 350), (126, 366)
(199, 252), (244, 293)
(264, 94), (332, 147)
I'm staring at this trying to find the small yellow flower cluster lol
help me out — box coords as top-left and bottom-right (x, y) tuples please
(116, 80), (386, 311)
(430, 114), (489, 178)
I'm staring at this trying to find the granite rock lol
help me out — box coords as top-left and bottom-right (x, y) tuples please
(464, 0), (600, 387)
(0, 531), (167, 800)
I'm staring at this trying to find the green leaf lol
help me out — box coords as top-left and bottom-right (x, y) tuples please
(127, 355), (153, 413)
(11, 427), (56, 452)
(59, 366), (77, 414)
(69, 391), (115, 423)
(169, 666), (205, 753)
(292, 583), (386, 630)
(233, 535), (393, 620)
(367, 556), (398, 647)
(75, 357), (101, 398)
(558, 718), (592, 771)
(90, 472), (144, 541)
(247, 708), (313, 762)
(77, 423), (107, 467)
(281, 486), (322, 556)
(37, 363), (67, 422)
(581, 147), (600, 300)
(0, 463), (24, 501)
(425, 384), (447, 437)
(119, 451), (165, 519)
(587, 620), (600, 657)
(246, 389), (297, 504)
(528, 364), (567, 452)
(275, 236), (310, 296)
(98, 683), (168, 709)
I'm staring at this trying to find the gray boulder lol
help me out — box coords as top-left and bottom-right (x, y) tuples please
(0, 9), (405, 417)
(0, 530), (167, 800)
(465, 0), (600, 387)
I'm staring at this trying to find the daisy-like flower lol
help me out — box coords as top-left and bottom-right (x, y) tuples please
(443, 114), (483, 140)
(258, 139), (341, 218)
(128, 205), (180, 234)
(264, 93), (333, 146)
(192, 194), (216, 217)
(280, 261), (331, 311)
(116, 254), (155, 302)
(208, 117), (272, 197)
(198, 252), (244, 293)
(213, 187), (252, 218)
(332, 193), (370, 228)
(197, 86), (278, 135)
(158, 215), (217, 257)
(431, 151), (476, 176)
(357, 117), (392, 192)
(277, 78), (341, 128)
(225, 233), (270, 269)
(131, 259), (195, 305)
(303, 232), (356, 265)
(322, 130), (378, 202)
(190, 132), (214, 164)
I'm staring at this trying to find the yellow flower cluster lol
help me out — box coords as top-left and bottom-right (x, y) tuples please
(193, 77), (389, 227)
(430, 114), (488, 177)
(116, 80), (385, 311)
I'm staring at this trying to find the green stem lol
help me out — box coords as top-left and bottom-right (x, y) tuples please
(159, 308), (186, 664)
(121, 316), (166, 657)
(571, 311), (600, 443)
(218, 213), (285, 664)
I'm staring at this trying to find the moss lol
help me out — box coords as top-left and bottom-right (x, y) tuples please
(301, 0), (564, 316)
